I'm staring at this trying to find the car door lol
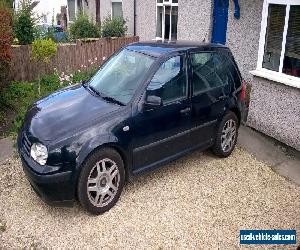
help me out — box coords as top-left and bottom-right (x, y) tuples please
(131, 53), (191, 173)
(189, 50), (232, 146)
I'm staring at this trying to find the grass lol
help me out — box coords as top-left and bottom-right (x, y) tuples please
(0, 68), (96, 138)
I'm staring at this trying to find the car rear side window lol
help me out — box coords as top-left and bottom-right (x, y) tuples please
(226, 54), (242, 90)
(191, 52), (234, 95)
(147, 55), (187, 104)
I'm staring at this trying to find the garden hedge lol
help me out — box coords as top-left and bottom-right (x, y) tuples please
(0, 7), (13, 90)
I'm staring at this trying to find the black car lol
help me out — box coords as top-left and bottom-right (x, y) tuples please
(17, 41), (246, 214)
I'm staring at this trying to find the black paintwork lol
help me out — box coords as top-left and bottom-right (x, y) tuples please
(17, 41), (245, 205)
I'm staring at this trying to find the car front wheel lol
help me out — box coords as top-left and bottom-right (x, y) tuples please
(212, 111), (238, 158)
(77, 148), (125, 215)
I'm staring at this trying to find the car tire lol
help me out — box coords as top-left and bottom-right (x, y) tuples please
(212, 111), (239, 158)
(77, 148), (125, 215)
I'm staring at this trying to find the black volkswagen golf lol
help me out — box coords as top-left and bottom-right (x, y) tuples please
(18, 41), (245, 214)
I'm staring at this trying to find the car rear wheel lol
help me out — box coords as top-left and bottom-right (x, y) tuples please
(77, 148), (125, 215)
(212, 111), (238, 158)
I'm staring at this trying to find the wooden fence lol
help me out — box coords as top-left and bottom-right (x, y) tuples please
(10, 36), (139, 81)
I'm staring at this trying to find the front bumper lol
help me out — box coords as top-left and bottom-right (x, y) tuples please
(18, 131), (76, 206)
(20, 155), (75, 206)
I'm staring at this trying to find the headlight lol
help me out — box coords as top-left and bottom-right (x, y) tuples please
(30, 143), (48, 166)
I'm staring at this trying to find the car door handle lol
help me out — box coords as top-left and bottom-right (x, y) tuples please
(180, 108), (191, 115)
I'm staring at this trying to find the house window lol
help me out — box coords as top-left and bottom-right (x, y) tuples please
(112, 0), (123, 18)
(156, 0), (178, 40)
(255, 0), (300, 87)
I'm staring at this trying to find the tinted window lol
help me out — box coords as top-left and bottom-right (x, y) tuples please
(226, 54), (242, 90)
(191, 52), (232, 94)
(147, 55), (187, 104)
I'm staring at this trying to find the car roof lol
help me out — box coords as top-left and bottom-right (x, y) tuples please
(126, 40), (229, 57)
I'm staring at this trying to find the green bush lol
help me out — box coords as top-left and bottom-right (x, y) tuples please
(69, 14), (100, 39)
(13, 1), (35, 44)
(101, 16), (127, 37)
(32, 39), (57, 63)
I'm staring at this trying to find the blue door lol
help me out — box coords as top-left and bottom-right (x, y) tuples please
(211, 0), (229, 45)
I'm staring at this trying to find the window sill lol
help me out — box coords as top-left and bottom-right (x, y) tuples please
(250, 69), (300, 89)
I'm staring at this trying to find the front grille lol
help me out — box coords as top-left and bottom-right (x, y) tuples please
(22, 133), (32, 156)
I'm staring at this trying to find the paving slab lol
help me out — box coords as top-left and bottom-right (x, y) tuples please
(0, 137), (14, 165)
(238, 125), (300, 186)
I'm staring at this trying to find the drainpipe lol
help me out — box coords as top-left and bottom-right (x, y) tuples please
(133, 0), (136, 36)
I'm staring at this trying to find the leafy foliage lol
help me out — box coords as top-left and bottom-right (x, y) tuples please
(69, 13), (100, 39)
(31, 39), (57, 63)
(101, 16), (127, 38)
(13, 0), (36, 44)
(0, 0), (13, 8)
(0, 7), (13, 90)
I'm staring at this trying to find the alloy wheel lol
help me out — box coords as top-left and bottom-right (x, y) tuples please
(221, 119), (237, 153)
(87, 158), (120, 207)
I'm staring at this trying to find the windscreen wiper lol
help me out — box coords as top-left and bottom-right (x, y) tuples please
(88, 85), (125, 106)
(88, 85), (102, 96)
(101, 95), (125, 106)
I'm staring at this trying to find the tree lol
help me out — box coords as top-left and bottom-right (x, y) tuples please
(13, 0), (38, 45)
(31, 39), (57, 94)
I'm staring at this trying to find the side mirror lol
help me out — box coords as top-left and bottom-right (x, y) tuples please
(144, 95), (162, 111)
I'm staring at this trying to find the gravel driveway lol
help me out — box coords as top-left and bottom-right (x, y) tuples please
(0, 147), (299, 249)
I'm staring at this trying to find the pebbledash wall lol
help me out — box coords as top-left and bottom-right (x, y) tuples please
(226, 0), (300, 151)
(98, 0), (300, 150)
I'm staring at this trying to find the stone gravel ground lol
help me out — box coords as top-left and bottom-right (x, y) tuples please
(0, 147), (299, 249)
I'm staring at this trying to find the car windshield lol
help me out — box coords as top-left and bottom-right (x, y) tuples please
(89, 48), (155, 105)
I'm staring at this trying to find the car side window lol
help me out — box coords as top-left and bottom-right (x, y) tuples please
(147, 55), (187, 105)
(226, 54), (242, 90)
(191, 52), (230, 95)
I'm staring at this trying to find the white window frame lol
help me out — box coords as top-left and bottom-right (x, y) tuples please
(155, 0), (178, 41)
(251, 0), (300, 89)
(111, 0), (123, 19)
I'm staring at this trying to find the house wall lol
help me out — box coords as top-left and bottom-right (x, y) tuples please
(247, 78), (300, 151)
(177, 0), (212, 42)
(100, 0), (111, 20)
(135, 0), (156, 40)
(226, 0), (262, 81)
(123, 0), (134, 36)
(83, 0), (96, 22)
(226, 0), (300, 151)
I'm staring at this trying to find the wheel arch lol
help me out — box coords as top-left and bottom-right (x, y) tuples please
(229, 107), (241, 126)
(77, 142), (130, 180)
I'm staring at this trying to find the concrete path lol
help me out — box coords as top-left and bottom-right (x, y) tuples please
(238, 126), (300, 186)
(0, 137), (14, 165)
